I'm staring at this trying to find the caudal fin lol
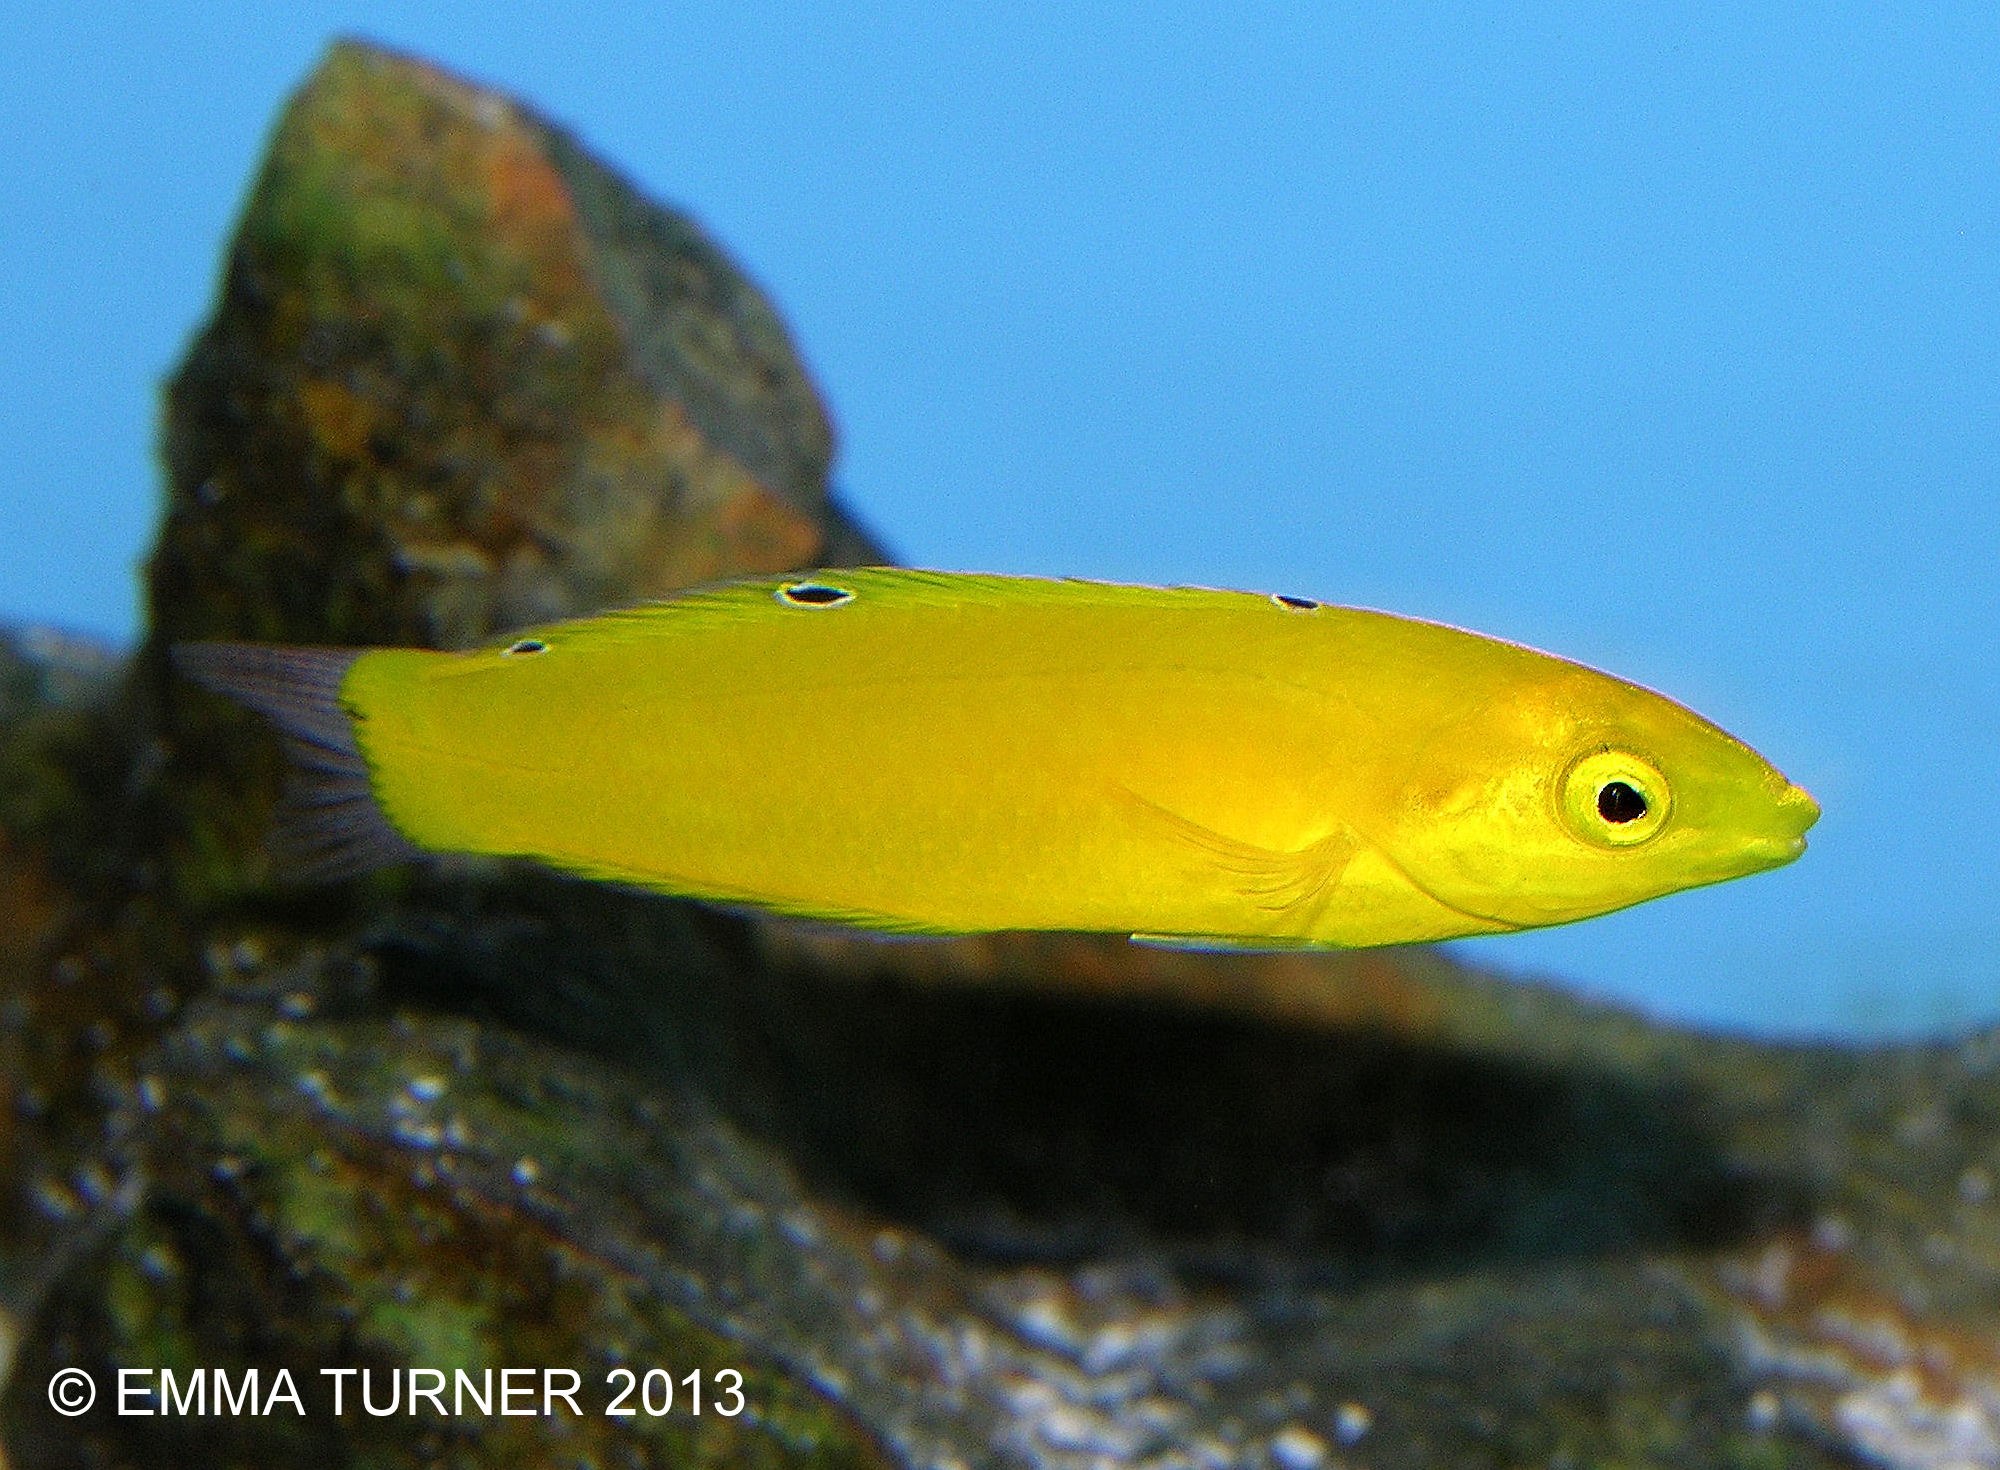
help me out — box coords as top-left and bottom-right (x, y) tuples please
(172, 642), (420, 882)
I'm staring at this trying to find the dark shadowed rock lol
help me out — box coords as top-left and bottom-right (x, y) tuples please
(4, 37), (1999, 1470)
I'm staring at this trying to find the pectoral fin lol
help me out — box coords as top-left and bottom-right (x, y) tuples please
(1115, 786), (1360, 941)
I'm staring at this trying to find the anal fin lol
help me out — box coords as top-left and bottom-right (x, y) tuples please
(1129, 932), (1342, 953)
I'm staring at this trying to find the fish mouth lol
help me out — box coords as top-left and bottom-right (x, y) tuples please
(1746, 781), (1819, 867)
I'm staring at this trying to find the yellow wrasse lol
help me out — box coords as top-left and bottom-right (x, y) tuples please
(175, 568), (1817, 947)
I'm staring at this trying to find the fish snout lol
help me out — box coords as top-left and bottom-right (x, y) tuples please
(1776, 779), (1820, 836)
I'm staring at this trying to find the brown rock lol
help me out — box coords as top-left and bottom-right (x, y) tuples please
(150, 37), (876, 658)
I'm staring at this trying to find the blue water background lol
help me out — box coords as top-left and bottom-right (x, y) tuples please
(3, 5), (1993, 1038)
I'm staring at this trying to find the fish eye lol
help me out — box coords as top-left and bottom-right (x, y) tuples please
(777, 582), (855, 607)
(1559, 748), (1670, 848)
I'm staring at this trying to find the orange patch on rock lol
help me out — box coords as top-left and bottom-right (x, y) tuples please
(477, 129), (592, 308)
(711, 483), (825, 575)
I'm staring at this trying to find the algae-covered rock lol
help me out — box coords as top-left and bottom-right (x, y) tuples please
(0, 626), (171, 1334)
(7, 986), (891, 1470)
(6, 36), (2000, 1470)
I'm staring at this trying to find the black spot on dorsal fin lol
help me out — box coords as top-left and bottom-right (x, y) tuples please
(777, 581), (856, 607)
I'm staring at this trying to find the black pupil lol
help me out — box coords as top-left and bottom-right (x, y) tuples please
(1597, 781), (1648, 823)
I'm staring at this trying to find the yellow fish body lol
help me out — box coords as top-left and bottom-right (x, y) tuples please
(176, 569), (1817, 947)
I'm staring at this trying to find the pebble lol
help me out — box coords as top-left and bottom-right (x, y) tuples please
(1747, 1389), (1782, 1432)
(1333, 1401), (1373, 1446)
(1270, 1424), (1329, 1469)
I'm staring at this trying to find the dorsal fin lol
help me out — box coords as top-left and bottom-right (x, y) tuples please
(578, 567), (1273, 632)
